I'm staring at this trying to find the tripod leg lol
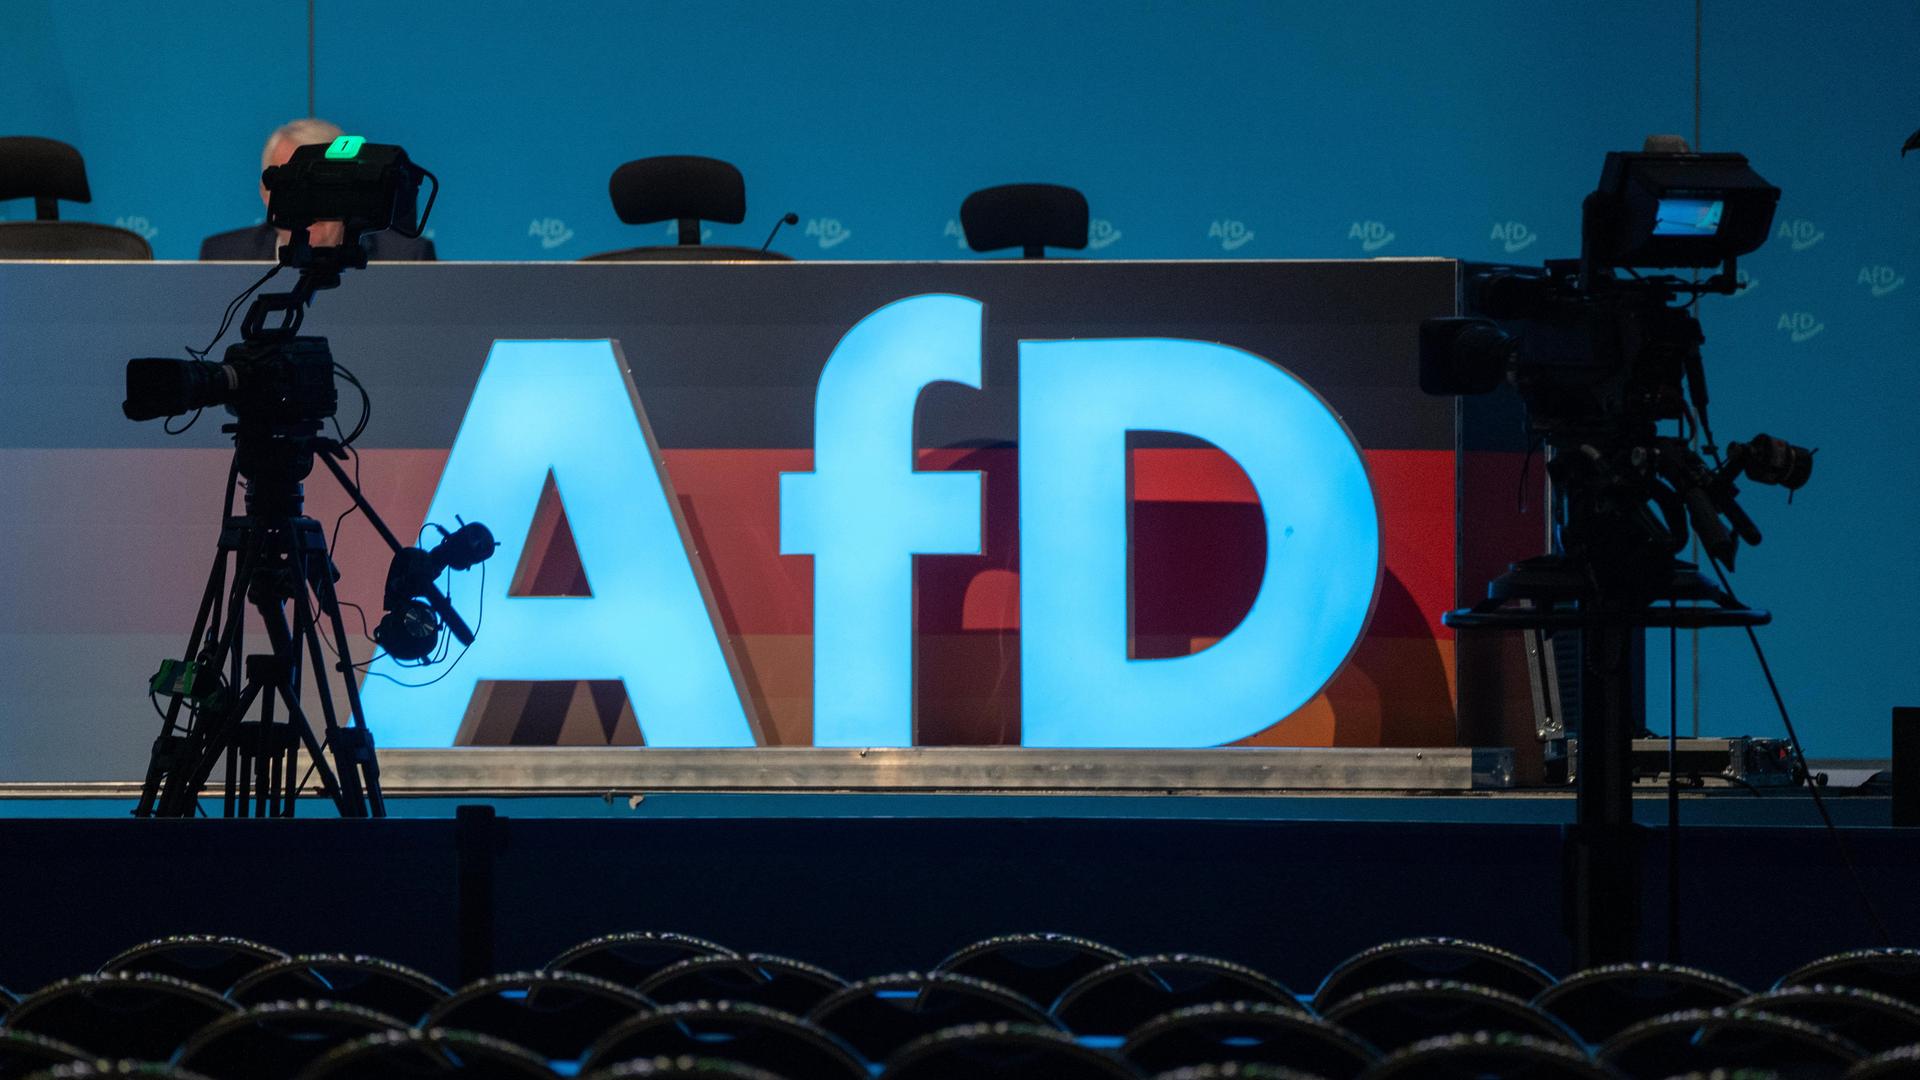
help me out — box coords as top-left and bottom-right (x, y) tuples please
(136, 548), (229, 817)
(159, 524), (270, 818)
(302, 523), (386, 818)
(259, 589), (351, 815)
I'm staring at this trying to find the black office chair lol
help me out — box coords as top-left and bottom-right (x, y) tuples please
(1052, 955), (1302, 1035)
(1532, 962), (1748, 1045)
(878, 1022), (1144, 1080)
(0, 1030), (91, 1076)
(807, 971), (1057, 1063)
(1359, 1032), (1621, 1079)
(228, 953), (451, 1024)
(581, 1001), (867, 1079)
(582, 1058), (790, 1080)
(294, 1028), (560, 1080)
(1776, 948), (1920, 1007)
(582, 156), (789, 262)
(1312, 938), (1556, 1012)
(2, 972), (238, 1060)
(1321, 980), (1579, 1054)
(424, 971), (654, 1063)
(546, 932), (737, 990)
(98, 934), (289, 993)
(1596, 1007), (1864, 1076)
(635, 954), (847, 1016)
(0, 136), (152, 259)
(935, 933), (1129, 1010)
(173, 999), (407, 1080)
(1120, 1001), (1379, 1078)
(15, 1064), (217, 1080)
(959, 183), (1088, 258)
(1737, 984), (1920, 1054)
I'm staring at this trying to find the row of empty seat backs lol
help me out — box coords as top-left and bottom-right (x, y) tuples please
(4, 933), (1920, 1077)
(0, 136), (1089, 262)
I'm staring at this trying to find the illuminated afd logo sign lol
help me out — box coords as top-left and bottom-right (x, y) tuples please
(362, 296), (1380, 748)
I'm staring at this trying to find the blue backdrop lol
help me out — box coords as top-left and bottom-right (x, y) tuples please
(3, 1), (1915, 758)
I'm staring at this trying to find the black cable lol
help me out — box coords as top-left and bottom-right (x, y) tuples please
(188, 264), (281, 363)
(361, 561), (485, 688)
(1706, 554), (1892, 945)
(333, 362), (371, 447)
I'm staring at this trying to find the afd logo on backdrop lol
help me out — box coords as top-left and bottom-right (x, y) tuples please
(1348, 221), (1395, 253)
(1776, 219), (1824, 251)
(529, 218), (572, 250)
(1208, 219), (1255, 251)
(1490, 221), (1536, 254)
(359, 295), (1381, 750)
(1725, 267), (1757, 297)
(1777, 312), (1825, 343)
(806, 217), (852, 249)
(115, 215), (159, 242)
(1087, 219), (1122, 250)
(1859, 265), (1905, 297)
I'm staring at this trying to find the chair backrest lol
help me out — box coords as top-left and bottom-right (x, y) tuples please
(1321, 979), (1578, 1053)
(1052, 954), (1300, 1035)
(1737, 984), (1920, 1054)
(1361, 1032), (1621, 1079)
(581, 1057), (790, 1080)
(636, 954), (847, 1016)
(292, 1027), (560, 1080)
(959, 184), (1089, 258)
(174, 999), (406, 1080)
(807, 971), (1056, 1063)
(1776, 948), (1920, 1006)
(1119, 1001), (1379, 1078)
(1, 983), (15, 1020)
(99, 935), (289, 993)
(2, 972), (238, 1060)
(16, 1064), (218, 1079)
(0, 1029), (91, 1075)
(1143, 1067), (1334, 1080)
(1851, 1043), (1920, 1080)
(610, 156), (744, 238)
(1597, 1007), (1865, 1076)
(546, 932), (736, 989)
(1311, 937), (1556, 1012)
(0, 136), (90, 219)
(582, 1000), (866, 1079)
(0, 221), (154, 260)
(291, 1022), (560, 1076)
(935, 933), (1129, 1009)
(1532, 962), (1749, 1044)
(228, 953), (450, 1024)
(424, 971), (653, 1062)
(877, 1022), (1144, 1080)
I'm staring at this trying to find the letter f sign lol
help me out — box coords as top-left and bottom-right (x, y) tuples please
(780, 295), (985, 746)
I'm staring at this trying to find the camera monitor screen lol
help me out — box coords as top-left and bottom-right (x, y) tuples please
(1653, 197), (1726, 237)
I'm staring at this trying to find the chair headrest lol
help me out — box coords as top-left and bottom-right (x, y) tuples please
(609, 156), (746, 227)
(960, 183), (1088, 255)
(0, 137), (91, 211)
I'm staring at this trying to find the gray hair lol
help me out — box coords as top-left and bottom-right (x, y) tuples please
(261, 118), (344, 166)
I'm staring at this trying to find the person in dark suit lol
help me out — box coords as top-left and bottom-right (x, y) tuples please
(199, 118), (436, 261)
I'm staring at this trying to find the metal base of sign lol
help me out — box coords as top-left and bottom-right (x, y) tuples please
(0, 746), (1515, 799)
(324, 746), (1519, 794)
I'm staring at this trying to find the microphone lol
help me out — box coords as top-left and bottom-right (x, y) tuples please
(761, 211), (799, 253)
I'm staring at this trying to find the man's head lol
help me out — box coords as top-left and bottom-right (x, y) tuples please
(259, 118), (343, 207)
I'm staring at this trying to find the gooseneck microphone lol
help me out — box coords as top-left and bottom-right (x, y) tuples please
(761, 211), (800, 253)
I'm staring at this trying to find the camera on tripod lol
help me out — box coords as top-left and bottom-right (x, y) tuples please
(1420, 144), (1813, 577)
(118, 138), (478, 820)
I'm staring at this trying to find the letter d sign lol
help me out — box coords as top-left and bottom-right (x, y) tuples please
(1019, 339), (1379, 747)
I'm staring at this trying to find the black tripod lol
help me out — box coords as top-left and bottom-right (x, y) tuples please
(1446, 456), (1767, 968)
(135, 414), (406, 818)
(134, 249), (415, 819)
